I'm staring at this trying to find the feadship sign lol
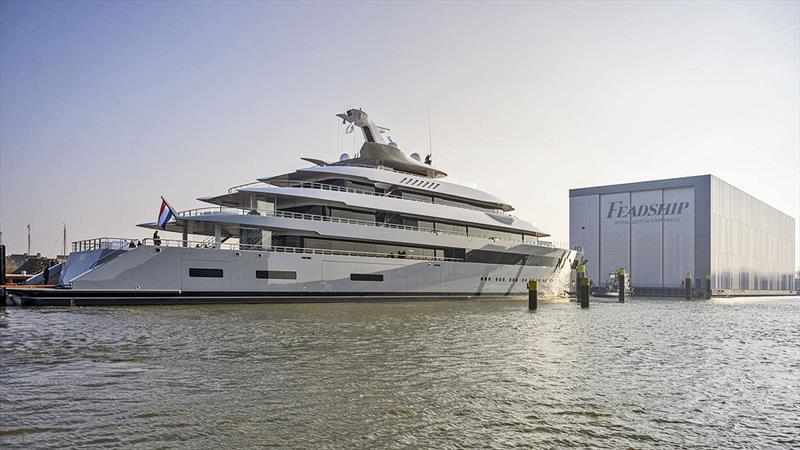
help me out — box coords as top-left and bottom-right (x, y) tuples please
(607, 201), (690, 225)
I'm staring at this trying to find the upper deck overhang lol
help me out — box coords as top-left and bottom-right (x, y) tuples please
(259, 165), (513, 212)
(198, 186), (546, 237)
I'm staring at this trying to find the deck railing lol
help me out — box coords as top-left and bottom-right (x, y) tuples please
(175, 206), (540, 244)
(106, 238), (463, 262)
(72, 237), (140, 252)
(230, 179), (510, 216)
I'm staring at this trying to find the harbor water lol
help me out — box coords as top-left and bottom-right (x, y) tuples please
(1, 297), (798, 448)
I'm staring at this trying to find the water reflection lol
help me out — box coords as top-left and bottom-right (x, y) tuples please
(1, 297), (798, 448)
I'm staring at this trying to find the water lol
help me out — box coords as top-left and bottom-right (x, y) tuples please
(1, 297), (798, 448)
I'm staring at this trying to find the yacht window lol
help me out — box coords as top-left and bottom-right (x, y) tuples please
(189, 268), (223, 278)
(351, 273), (383, 282)
(256, 270), (297, 280)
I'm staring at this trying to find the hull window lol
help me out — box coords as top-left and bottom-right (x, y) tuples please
(256, 270), (297, 280)
(189, 268), (224, 278)
(350, 273), (384, 282)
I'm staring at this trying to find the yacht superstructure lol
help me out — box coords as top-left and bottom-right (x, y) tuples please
(10, 109), (579, 306)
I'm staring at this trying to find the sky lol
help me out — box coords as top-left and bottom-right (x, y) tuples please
(1, 1), (798, 268)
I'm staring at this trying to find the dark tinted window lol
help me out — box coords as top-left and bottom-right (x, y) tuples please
(256, 270), (297, 280)
(189, 268), (223, 278)
(350, 273), (383, 282)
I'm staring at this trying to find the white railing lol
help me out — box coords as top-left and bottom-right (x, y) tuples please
(269, 179), (416, 200)
(175, 206), (539, 244)
(228, 181), (269, 194)
(179, 206), (246, 217)
(135, 238), (463, 262)
(252, 179), (510, 216)
(72, 237), (140, 252)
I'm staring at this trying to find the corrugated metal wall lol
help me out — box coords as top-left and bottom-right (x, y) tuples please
(710, 177), (795, 291)
(630, 190), (663, 287)
(571, 185), (696, 289)
(662, 187), (695, 287)
(570, 175), (794, 294)
(569, 195), (600, 281)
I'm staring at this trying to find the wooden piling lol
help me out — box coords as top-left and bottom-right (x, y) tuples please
(617, 267), (625, 303)
(528, 280), (538, 310)
(704, 275), (711, 299)
(1, 244), (5, 306)
(580, 277), (590, 308)
(684, 272), (692, 300)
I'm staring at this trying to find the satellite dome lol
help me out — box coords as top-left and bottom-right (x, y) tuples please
(339, 153), (350, 161)
(410, 152), (421, 162)
(387, 137), (398, 148)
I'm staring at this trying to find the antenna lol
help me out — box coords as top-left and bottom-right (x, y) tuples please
(62, 223), (67, 257)
(427, 105), (433, 161)
(426, 105), (433, 165)
(27, 223), (31, 255)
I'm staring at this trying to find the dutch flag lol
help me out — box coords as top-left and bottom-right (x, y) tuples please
(157, 197), (176, 230)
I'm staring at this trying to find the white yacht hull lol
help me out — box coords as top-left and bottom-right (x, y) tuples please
(9, 246), (578, 306)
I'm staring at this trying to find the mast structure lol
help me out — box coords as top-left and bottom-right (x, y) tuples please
(336, 109), (391, 146)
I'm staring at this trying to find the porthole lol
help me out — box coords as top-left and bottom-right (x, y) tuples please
(234, 252), (241, 256)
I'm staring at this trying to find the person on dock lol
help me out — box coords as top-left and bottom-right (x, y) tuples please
(128, 241), (136, 248)
(43, 263), (50, 285)
(153, 231), (161, 246)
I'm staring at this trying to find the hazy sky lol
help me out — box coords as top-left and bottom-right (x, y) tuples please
(1, 1), (798, 267)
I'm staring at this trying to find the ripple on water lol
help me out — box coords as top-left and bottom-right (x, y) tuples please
(1, 297), (799, 448)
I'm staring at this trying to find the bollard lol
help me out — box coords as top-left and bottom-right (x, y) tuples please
(0, 244), (5, 286)
(528, 280), (538, 310)
(580, 277), (590, 308)
(684, 272), (692, 300)
(617, 267), (625, 303)
(704, 275), (711, 299)
(576, 263), (585, 302)
(1, 244), (5, 307)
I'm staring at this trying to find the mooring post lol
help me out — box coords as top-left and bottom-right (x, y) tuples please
(580, 277), (590, 308)
(576, 263), (585, 301)
(528, 280), (538, 310)
(617, 267), (625, 303)
(684, 272), (692, 300)
(1, 244), (5, 306)
(0, 244), (5, 287)
(704, 275), (711, 299)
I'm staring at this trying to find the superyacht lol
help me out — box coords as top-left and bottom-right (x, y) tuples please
(9, 109), (579, 305)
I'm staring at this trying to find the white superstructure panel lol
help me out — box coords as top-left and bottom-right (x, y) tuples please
(262, 165), (513, 211)
(239, 186), (545, 236)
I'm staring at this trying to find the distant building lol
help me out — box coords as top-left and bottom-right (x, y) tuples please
(570, 175), (795, 296)
(4, 253), (66, 276)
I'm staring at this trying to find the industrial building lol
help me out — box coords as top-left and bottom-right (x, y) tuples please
(569, 175), (795, 296)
